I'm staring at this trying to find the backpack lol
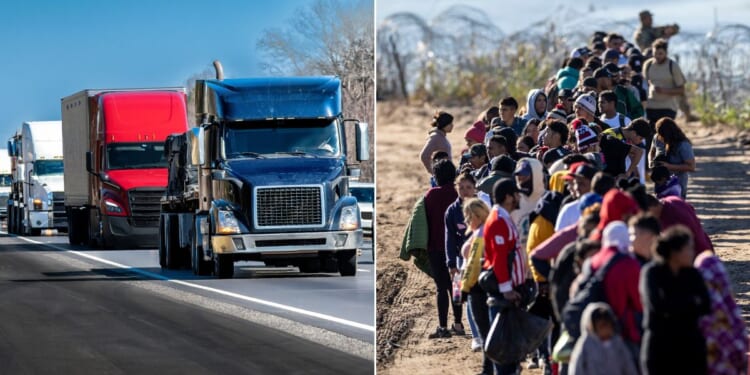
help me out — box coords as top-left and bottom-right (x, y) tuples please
(601, 117), (626, 140)
(644, 58), (675, 87)
(561, 252), (624, 339)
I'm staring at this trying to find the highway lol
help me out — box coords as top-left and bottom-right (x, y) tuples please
(0, 229), (374, 374)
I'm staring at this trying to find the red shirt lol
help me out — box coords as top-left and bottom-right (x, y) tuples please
(483, 205), (526, 293)
(589, 246), (643, 343)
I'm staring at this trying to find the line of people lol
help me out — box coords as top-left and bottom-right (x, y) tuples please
(403, 17), (747, 375)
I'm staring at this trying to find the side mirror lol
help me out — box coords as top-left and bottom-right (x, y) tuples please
(85, 151), (94, 174)
(355, 122), (369, 162)
(6, 141), (12, 157)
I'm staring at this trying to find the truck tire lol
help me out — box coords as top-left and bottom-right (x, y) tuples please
(337, 250), (357, 277)
(165, 215), (183, 269)
(191, 225), (212, 276)
(68, 210), (80, 245)
(30, 228), (41, 236)
(213, 254), (234, 279)
(158, 216), (166, 268)
(7, 207), (14, 234)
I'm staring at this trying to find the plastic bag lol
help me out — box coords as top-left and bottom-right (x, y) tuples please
(552, 329), (575, 363)
(485, 306), (553, 365)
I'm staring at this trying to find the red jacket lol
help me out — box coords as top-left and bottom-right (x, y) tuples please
(483, 205), (526, 293)
(589, 246), (643, 344)
(659, 196), (714, 253)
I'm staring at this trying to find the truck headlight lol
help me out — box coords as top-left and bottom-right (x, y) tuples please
(47, 192), (53, 206)
(33, 198), (43, 210)
(339, 205), (359, 230)
(216, 210), (241, 234)
(104, 199), (126, 216)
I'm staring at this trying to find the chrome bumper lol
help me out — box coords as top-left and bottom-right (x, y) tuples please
(211, 229), (363, 254)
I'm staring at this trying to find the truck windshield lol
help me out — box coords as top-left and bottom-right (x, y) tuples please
(0, 174), (11, 186)
(33, 160), (64, 176)
(223, 119), (340, 159)
(106, 142), (166, 170)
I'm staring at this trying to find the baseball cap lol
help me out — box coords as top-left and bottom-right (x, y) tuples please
(639, 10), (653, 17)
(582, 77), (598, 90)
(593, 67), (611, 79)
(513, 159), (532, 177)
(579, 192), (603, 213)
(622, 120), (651, 138)
(559, 88), (575, 99)
(602, 48), (620, 61)
(563, 161), (586, 181)
(490, 117), (503, 128)
(628, 54), (644, 73)
(570, 46), (592, 59)
(570, 163), (598, 180)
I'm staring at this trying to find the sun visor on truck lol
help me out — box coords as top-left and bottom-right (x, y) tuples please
(194, 77), (342, 123)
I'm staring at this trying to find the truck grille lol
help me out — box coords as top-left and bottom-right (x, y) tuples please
(255, 186), (323, 228)
(128, 188), (164, 228)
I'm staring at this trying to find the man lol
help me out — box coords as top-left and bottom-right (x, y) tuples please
(483, 178), (525, 375)
(643, 194), (714, 253)
(557, 57), (584, 91)
(477, 155), (516, 196)
(541, 121), (570, 168)
(620, 119), (651, 184)
(463, 143), (489, 178)
(643, 38), (693, 128)
(522, 89), (547, 124)
(628, 214), (661, 265)
(555, 161), (598, 231)
(486, 135), (509, 160)
(599, 125), (644, 179)
(485, 97), (525, 140)
(599, 90), (631, 130)
(574, 93), (598, 124)
(596, 66), (644, 119)
(633, 10), (679, 52)
(558, 88), (575, 115)
(570, 46), (592, 63)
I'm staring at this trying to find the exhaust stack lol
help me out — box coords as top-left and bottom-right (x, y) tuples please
(213, 60), (224, 81)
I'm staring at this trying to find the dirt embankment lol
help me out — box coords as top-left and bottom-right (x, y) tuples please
(375, 101), (750, 374)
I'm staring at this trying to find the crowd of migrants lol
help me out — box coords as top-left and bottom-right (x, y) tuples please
(401, 10), (748, 375)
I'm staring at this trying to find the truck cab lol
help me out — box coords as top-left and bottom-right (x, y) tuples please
(160, 75), (369, 278)
(0, 150), (11, 218)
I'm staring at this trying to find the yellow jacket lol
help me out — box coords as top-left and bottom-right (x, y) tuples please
(461, 226), (485, 293)
(527, 215), (555, 282)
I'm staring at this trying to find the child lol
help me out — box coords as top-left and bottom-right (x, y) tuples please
(650, 165), (681, 199)
(570, 302), (638, 375)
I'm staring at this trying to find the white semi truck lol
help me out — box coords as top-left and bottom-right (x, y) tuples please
(6, 121), (66, 235)
(0, 150), (11, 218)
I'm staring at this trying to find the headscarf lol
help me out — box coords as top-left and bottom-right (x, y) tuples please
(694, 251), (749, 375)
(602, 221), (629, 253)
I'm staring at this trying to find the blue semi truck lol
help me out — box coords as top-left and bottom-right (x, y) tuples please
(159, 62), (369, 278)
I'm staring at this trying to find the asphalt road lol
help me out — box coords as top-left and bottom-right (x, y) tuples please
(0, 231), (374, 374)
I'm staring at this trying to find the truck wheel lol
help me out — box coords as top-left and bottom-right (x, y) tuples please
(337, 250), (357, 277)
(68, 210), (79, 245)
(165, 215), (182, 269)
(7, 207), (14, 234)
(30, 228), (41, 236)
(213, 254), (234, 279)
(191, 227), (212, 276)
(158, 216), (166, 268)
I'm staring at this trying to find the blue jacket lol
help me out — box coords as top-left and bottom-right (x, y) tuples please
(444, 197), (469, 269)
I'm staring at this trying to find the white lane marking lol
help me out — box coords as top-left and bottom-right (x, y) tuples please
(357, 269), (371, 272)
(6, 234), (375, 333)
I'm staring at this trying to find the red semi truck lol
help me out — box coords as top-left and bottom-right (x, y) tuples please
(61, 89), (189, 248)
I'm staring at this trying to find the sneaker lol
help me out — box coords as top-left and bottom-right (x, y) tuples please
(526, 357), (540, 369)
(451, 322), (466, 336)
(471, 337), (483, 352)
(428, 326), (451, 339)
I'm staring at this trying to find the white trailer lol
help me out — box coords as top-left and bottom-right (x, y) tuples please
(0, 150), (11, 217)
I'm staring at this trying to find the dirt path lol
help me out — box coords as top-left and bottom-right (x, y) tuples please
(375, 102), (750, 374)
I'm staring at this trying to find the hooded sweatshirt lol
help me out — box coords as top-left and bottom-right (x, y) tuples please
(521, 89), (547, 124)
(569, 302), (640, 375)
(593, 189), (639, 241)
(511, 157), (545, 253)
(556, 66), (580, 91)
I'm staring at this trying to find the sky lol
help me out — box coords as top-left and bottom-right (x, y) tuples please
(377, 0), (750, 35)
(0, 0), (312, 142)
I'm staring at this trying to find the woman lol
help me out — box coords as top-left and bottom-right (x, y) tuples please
(694, 250), (749, 375)
(419, 111), (454, 175)
(522, 118), (541, 147)
(423, 159), (462, 339)
(639, 225), (711, 375)
(460, 198), (493, 374)
(444, 172), (483, 342)
(649, 118), (695, 199)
